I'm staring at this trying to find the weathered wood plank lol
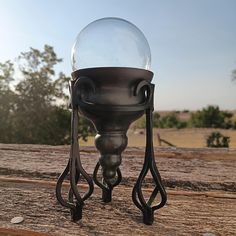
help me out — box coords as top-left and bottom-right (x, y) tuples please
(0, 179), (236, 236)
(0, 227), (52, 236)
(1, 177), (236, 199)
(0, 144), (236, 191)
(0, 144), (235, 235)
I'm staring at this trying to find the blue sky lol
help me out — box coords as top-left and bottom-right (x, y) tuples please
(0, 0), (236, 110)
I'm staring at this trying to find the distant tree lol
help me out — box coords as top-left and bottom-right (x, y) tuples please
(0, 45), (93, 144)
(189, 105), (232, 128)
(159, 113), (187, 129)
(133, 112), (187, 129)
(183, 109), (189, 113)
(0, 60), (14, 90)
(159, 113), (179, 128)
(12, 45), (70, 144)
(0, 61), (16, 142)
(153, 112), (160, 127)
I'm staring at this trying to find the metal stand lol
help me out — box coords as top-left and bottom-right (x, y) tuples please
(132, 84), (167, 225)
(55, 81), (94, 221)
(55, 69), (167, 224)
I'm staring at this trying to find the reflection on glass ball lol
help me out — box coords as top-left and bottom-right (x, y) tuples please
(71, 17), (151, 71)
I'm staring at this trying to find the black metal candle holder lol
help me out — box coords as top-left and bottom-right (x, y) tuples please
(55, 67), (167, 225)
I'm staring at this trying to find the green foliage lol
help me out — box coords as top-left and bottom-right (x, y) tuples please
(0, 60), (14, 90)
(206, 132), (230, 148)
(134, 106), (235, 130)
(159, 113), (187, 129)
(159, 113), (178, 128)
(0, 61), (16, 142)
(153, 112), (160, 127)
(0, 45), (92, 144)
(190, 105), (233, 128)
(134, 112), (187, 129)
(183, 109), (189, 113)
(134, 112), (160, 129)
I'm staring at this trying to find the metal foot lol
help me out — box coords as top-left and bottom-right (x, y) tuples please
(102, 187), (112, 203)
(143, 207), (154, 225)
(71, 203), (83, 222)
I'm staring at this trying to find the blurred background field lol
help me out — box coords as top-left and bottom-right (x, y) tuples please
(80, 108), (236, 148)
(80, 128), (236, 148)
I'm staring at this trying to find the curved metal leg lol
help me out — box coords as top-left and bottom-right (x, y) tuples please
(56, 108), (94, 222)
(132, 86), (167, 225)
(93, 161), (122, 202)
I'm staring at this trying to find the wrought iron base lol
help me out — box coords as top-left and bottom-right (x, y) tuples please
(132, 107), (167, 225)
(55, 108), (94, 221)
(55, 68), (167, 225)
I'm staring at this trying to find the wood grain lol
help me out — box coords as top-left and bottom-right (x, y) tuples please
(0, 144), (235, 236)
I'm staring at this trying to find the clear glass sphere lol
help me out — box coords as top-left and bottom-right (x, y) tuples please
(71, 17), (151, 71)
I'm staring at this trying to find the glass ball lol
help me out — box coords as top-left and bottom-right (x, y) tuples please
(71, 17), (151, 71)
